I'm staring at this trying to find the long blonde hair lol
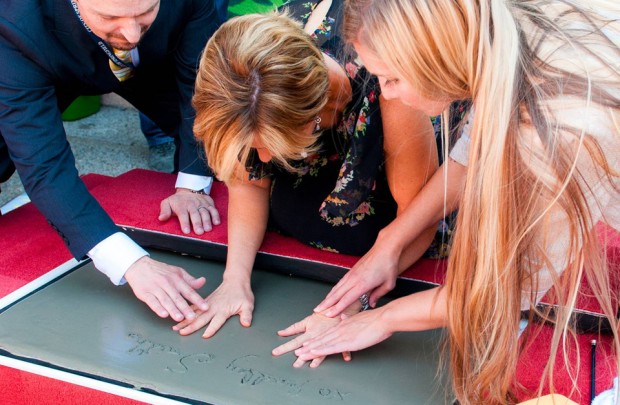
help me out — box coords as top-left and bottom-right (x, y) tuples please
(193, 12), (329, 183)
(344, 0), (620, 403)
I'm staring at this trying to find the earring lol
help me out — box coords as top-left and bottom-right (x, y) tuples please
(314, 116), (321, 132)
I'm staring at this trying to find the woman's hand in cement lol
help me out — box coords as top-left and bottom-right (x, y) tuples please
(272, 312), (351, 368)
(314, 238), (400, 317)
(295, 309), (392, 362)
(272, 301), (363, 368)
(172, 278), (254, 338)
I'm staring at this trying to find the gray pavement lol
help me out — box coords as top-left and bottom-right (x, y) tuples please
(0, 102), (149, 209)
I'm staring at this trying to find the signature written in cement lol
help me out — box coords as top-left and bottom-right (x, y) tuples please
(227, 355), (351, 401)
(125, 333), (351, 401)
(127, 333), (214, 373)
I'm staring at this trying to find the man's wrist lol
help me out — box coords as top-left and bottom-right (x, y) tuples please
(88, 233), (149, 285)
(175, 173), (213, 194)
(175, 187), (207, 194)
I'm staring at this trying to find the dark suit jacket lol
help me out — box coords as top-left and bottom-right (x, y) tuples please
(0, 0), (218, 259)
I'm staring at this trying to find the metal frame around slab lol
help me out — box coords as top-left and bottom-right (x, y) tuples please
(122, 226), (618, 334)
(121, 225), (439, 298)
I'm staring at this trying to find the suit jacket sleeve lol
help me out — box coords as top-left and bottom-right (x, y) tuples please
(0, 32), (118, 260)
(174, 0), (218, 177)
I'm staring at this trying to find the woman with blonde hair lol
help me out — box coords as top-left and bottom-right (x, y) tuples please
(175, 0), (450, 368)
(297, 0), (620, 402)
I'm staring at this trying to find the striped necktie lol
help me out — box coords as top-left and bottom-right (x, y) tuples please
(109, 48), (135, 82)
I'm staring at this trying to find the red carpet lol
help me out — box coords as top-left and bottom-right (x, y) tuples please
(0, 368), (143, 405)
(515, 326), (616, 403)
(0, 169), (617, 404)
(0, 174), (110, 297)
(88, 169), (443, 278)
(0, 174), (142, 404)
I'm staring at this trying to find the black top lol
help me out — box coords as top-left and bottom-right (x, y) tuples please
(245, 0), (396, 255)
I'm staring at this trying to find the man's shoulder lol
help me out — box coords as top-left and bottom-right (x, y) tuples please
(157, 0), (215, 19)
(0, 0), (55, 41)
(1, 0), (47, 24)
(144, 0), (217, 46)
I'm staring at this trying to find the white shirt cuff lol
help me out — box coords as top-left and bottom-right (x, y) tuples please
(175, 172), (213, 194)
(87, 232), (149, 285)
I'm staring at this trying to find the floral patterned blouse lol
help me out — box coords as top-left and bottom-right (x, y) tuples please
(245, 0), (466, 257)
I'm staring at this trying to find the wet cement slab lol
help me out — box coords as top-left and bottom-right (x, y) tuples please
(0, 250), (449, 404)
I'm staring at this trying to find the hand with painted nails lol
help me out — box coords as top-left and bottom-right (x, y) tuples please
(159, 188), (221, 235)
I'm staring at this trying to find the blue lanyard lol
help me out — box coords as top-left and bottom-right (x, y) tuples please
(69, 0), (135, 68)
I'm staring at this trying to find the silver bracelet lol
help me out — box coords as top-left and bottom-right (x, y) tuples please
(359, 293), (370, 311)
